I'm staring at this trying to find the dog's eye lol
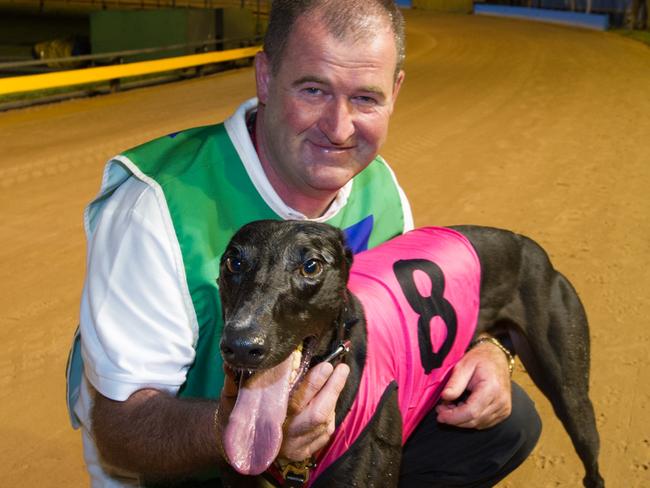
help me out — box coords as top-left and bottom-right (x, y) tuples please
(300, 259), (323, 278)
(225, 256), (243, 274)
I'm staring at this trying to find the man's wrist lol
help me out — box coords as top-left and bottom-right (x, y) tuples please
(470, 336), (515, 376)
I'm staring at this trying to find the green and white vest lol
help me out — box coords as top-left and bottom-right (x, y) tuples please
(67, 118), (408, 426)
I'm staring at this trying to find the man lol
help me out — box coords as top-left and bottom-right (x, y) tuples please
(66, 0), (540, 486)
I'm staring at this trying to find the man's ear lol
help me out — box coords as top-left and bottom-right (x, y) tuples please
(255, 51), (271, 105)
(388, 69), (405, 114)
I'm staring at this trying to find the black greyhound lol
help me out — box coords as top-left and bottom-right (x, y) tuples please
(217, 220), (603, 488)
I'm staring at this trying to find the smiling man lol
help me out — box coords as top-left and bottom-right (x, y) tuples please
(66, 1), (540, 486)
(254, 10), (404, 217)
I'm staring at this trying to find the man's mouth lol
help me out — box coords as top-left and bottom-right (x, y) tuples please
(307, 138), (356, 153)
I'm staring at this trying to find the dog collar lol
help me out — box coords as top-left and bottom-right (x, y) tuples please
(321, 340), (351, 364)
(263, 305), (357, 487)
(265, 458), (316, 487)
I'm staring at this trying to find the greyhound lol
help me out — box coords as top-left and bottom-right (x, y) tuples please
(217, 220), (603, 488)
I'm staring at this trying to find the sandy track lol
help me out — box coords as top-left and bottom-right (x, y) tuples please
(0, 10), (648, 487)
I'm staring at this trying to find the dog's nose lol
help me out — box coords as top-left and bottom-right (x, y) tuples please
(220, 336), (268, 368)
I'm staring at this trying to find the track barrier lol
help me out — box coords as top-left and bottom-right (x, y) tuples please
(0, 45), (261, 96)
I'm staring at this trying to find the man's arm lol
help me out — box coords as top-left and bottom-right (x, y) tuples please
(91, 361), (350, 477)
(386, 168), (511, 428)
(92, 387), (219, 476)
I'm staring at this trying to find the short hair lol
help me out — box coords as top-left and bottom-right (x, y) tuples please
(263, 0), (406, 79)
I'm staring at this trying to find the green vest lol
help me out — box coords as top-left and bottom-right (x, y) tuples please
(68, 121), (407, 414)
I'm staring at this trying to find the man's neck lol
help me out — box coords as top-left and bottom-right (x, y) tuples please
(251, 108), (338, 219)
(258, 159), (337, 219)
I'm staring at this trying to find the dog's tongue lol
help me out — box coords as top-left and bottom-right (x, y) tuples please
(223, 352), (298, 475)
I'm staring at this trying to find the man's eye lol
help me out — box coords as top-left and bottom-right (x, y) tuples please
(225, 257), (243, 273)
(300, 259), (323, 278)
(354, 95), (378, 106)
(303, 87), (323, 96)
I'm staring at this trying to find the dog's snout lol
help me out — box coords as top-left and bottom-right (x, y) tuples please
(220, 335), (268, 367)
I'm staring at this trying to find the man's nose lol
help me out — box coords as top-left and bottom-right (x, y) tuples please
(319, 98), (355, 145)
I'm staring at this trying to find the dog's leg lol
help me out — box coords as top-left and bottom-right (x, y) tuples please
(489, 251), (604, 487)
(457, 226), (604, 488)
(311, 382), (402, 488)
(510, 271), (604, 488)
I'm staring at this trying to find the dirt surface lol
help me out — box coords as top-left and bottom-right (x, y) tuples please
(1, 10), (648, 487)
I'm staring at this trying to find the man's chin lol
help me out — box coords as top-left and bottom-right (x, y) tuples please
(305, 160), (371, 189)
(305, 171), (359, 193)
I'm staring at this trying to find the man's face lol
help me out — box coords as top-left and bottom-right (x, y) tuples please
(255, 14), (405, 208)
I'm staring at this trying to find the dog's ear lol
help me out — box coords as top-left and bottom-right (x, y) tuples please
(344, 243), (353, 270)
(334, 227), (354, 272)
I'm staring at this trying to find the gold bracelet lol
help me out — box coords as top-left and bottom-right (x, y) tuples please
(470, 336), (515, 376)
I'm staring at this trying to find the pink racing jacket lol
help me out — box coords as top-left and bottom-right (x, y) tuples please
(311, 227), (481, 482)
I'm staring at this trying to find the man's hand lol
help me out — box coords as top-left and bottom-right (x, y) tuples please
(280, 362), (350, 461)
(217, 362), (349, 464)
(435, 340), (512, 429)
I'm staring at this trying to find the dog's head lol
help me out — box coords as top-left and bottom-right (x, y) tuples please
(217, 220), (353, 475)
(218, 219), (353, 374)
